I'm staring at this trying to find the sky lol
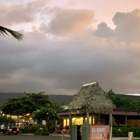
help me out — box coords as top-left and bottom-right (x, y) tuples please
(0, 0), (140, 95)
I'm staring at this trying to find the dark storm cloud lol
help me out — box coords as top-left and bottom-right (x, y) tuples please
(1, 29), (140, 94)
(1, 7), (140, 95)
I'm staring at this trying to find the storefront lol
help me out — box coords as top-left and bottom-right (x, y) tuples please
(58, 110), (110, 129)
(62, 116), (95, 128)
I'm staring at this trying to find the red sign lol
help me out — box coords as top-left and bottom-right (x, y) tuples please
(90, 125), (110, 140)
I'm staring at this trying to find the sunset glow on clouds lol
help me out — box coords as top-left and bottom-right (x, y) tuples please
(0, 0), (140, 95)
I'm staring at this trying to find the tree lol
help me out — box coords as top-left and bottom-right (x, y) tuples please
(32, 107), (58, 131)
(23, 92), (51, 109)
(107, 89), (135, 125)
(107, 89), (116, 101)
(1, 92), (51, 116)
(1, 92), (64, 128)
(1, 97), (35, 116)
(117, 96), (134, 125)
(32, 107), (58, 122)
(51, 103), (64, 113)
(0, 26), (23, 40)
(133, 98), (140, 113)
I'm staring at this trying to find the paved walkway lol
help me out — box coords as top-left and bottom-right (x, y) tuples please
(2, 132), (138, 140)
(50, 133), (139, 140)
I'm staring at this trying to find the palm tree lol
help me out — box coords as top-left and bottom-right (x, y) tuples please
(0, 26), (23, 40)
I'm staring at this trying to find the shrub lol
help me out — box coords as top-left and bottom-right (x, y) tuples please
(34, 129), (50, 136)
(48, 124), (55, 133)
(19, 124), (46, 133)
(113, 127), (140, 137)
(30, 124), (46, 131)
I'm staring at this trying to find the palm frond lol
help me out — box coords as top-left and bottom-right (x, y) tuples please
(0, 26), (23, 41)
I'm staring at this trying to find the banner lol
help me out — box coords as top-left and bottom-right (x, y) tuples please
(90, 125), (110, 140)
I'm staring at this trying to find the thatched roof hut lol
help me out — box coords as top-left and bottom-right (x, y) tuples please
(69, 82), (115, 114)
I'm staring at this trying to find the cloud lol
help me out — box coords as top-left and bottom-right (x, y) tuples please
(0, 0), (50, 27)
(94, 22), (114, 37)
(1, 27), (140, 95)
(1, 7), (140, 95)
(113, 9), (140, 43)
(40, 8), (94, 37)
(94, 9), (140, 43)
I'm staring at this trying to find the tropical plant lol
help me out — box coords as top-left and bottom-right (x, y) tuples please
(134, 98), (140, 113)
(107, 89), (136, 126)
(51, 103), (64, 113)
(0, 25), (23, 40)
(118, 97), (134, 125)
(32, 107), (58, 132)
(32, 107), (58, 123)
(1, 92), (51, 117)
(23, 92), (51, 109)
(34, 129), (50, 135)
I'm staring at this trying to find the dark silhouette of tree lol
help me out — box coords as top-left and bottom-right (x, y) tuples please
(0, 26), (23, 40)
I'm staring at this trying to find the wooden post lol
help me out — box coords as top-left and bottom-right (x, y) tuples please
(86, 111), (90, 140)
(109, 114), (112, 140)
(83, 116), (85, 125)
(91, 113), (93, 125)
(69, 113), (72, 140)
(98, 114), (100, 124)
(55, 120), (58, 132)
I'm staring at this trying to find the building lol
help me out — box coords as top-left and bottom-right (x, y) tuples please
(57, 83), (140, 129)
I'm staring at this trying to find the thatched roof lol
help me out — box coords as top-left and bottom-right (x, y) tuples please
(69, 82), (115, 114)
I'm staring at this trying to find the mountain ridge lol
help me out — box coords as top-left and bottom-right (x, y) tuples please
(0, 93), (74, 106)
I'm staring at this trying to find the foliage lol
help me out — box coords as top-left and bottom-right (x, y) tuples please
(107, 89), (135, 111)
(32, 107), (58, 123)
(24, 92), (51, 109)
(117, 96), (134, 112)
(19, 124), (46, 133)
(112, 126), (140, 137)
(1, 92), (51, 116)
(1, 92), (62, 133)
(112, 116), (117, 126)
(32, 107), (58, 133)
(30, 124), (46, 131)
(134, 98), (140, 113)
(0, 115), (15, 124)
(107, 89), (136, 125)
(107, 89), (115, 101)
(0, 25), (23, 40)
(1, 97), (35, 115)
(34, 128), (50, 135)
(50, 103), (64, 113)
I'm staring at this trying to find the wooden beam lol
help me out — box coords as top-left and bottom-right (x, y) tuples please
(109, 114), (112, 140)
(86, 111), (90, 140)
(69, 113), (72, 140)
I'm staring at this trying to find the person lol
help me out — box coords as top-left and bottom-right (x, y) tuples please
(56, 123), (61, 133)
(1, 124), (5, 129)
(0, 124), (5, 134)
(7, 123), (10, 129)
